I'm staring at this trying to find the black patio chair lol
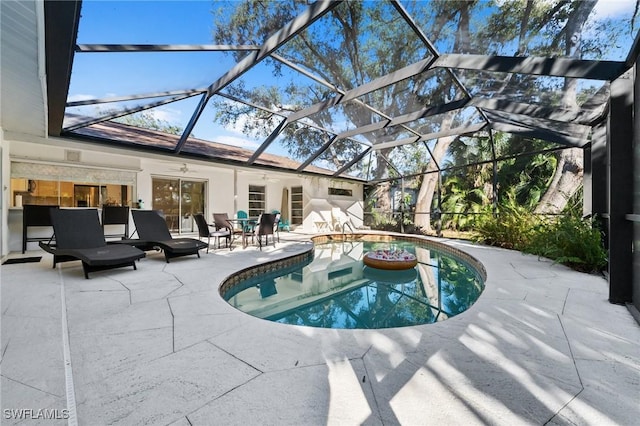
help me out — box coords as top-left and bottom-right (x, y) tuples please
(22, 204), (59, 253)
(39, 208), (145, 279)
(101, 205), (130, 240)
(252, 213), (276, 250)
(128, 210), (208, 262)
(213, 212), (245, 249)
(194, 213), (230, 252)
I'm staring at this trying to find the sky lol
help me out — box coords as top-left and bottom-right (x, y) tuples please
(67, 0), (640, 164)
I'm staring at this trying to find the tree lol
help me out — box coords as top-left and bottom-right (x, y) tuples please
(112, 111), (184, 135)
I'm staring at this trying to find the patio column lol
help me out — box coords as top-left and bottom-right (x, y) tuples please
(607, 69), (634, 304)
(584, 122), (608, 242)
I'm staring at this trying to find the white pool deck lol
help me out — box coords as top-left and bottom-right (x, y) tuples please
(2, 231), (639, 425)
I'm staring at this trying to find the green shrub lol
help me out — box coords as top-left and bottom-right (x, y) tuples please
(475, 203), (541, 250)
(527, 215), (607, 273)
(475, 207), (607, 273)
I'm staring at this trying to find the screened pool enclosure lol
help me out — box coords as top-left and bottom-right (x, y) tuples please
(44, 1), (639, 306)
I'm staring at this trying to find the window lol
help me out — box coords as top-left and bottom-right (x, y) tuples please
(328, 187), (352, 196)
(10, 178), (132, 208)
(152, 177), (206, 233)
(291, 186), (303, 225)
(248, 185), (266, 218)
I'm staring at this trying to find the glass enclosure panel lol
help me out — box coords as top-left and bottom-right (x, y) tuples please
(64, 95), (187, 130)
(305, 139), (370, 175)
(358, 127), (417, 148)
(256, 122), (332, 167)
(439, 163), (495, 231)
(493, 133), (566, 159)
(338, 151), (373, 180)
(455, 72), (607, 110)
(440, 133), (495, 171)
(357, 68), (463, 118)
(402, 1), (638, 61)
(195, 94), (284, 154)
(220, 59), (339, 115)
(66, 96), (204, 140)
(304, 99), (386, 137)
(77, 1), (233, 44)
(273, 1), (431, 90)
(383, 142), (434, 177)
(68, 52), (228, 101)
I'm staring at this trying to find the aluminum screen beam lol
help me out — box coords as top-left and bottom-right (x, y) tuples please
(45, 0), (81, 136)
(432, 54), (627, 81)
(247, 118), (288, 164)
(333, 147), (372, 177)
(481, 109), (591, 141)
(296, 135), (339, 171)
(373, 123), (487, 150)
(67, 89), (206, 107)
(488, 121), (587, 147)
(176, 0), (340, 153)
(469, 98), (583, 122)
(76, 44), (259, 52)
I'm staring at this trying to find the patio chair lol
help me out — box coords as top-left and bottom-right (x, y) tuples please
(22, 204), (59, 253)
(271, 210), (281, 242)
(101, 205), (130, 240)
(194, 213), (230, 252)
(39, 208), (145, 279)
(252, 213), (276, 250)
(236, 210), (252, 233)
(129, 210), (208, 262)
(213, 213), (244, 249)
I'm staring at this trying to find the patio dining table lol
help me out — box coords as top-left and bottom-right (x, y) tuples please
(227, 217), (259, 248)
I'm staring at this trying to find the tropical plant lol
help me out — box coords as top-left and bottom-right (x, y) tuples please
(527, 214), (607, 273)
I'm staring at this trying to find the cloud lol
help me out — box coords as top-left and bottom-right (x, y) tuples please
(67, 93), (96, 102)
(147, 107), (182, 123)
(592, 0), (635, 19)
(215, 135), (261, 149)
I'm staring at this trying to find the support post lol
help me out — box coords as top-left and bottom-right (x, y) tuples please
(608, 70), (634, 304)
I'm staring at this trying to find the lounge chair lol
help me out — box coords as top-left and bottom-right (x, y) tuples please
(194, 213), (230, 252)
(129, 210), (208, 262)
(39, 209), (145, 279)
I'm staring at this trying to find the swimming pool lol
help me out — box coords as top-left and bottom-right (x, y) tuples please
(221, 235), (485, 329)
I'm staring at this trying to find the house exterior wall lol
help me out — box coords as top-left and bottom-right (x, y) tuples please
(2, 135), (364, 254)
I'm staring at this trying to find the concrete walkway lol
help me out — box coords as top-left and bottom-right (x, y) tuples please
(2, 232), (639, 425)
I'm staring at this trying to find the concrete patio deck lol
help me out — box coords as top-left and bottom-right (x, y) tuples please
(1, 231), (639, 425)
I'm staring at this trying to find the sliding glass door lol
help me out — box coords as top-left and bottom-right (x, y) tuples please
(152, 177), (205, 233)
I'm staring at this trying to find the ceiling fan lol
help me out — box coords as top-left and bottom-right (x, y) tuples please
(165, 163), (198, 174)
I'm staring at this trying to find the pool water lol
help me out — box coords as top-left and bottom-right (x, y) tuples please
(222, 240), (484, 329)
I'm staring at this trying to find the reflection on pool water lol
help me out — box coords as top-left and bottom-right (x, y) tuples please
(222, 239), (485, 329)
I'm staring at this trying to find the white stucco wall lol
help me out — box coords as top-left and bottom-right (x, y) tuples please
(2, 135), (365, 254)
